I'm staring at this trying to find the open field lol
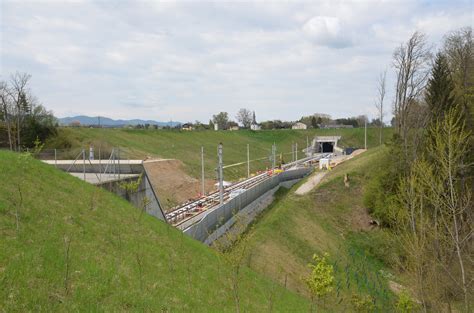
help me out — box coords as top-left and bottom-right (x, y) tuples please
(228, 147), (399, 311)
(0, 150), (311, 312)
(43, 127), (393, 210)
(46, 127), (394, 181)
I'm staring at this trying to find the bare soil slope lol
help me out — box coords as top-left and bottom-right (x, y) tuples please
(144, 159), (216, 210)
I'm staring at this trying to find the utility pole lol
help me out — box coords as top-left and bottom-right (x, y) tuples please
(117, 147), (121, 180)
(247, 144), (250, 178)
(306, 136), (309, 156)
(218, 143), (224, 204)
(292, 142), (295, 162)
(82, 148), (86, 181)
(112, 148), (115, 177)
(272, 143), (276, 170)
(99, 146), (101, 182)
(201, 146), (205, 196)
(296, 142), (298, 161)
(364, 118), (367, 150)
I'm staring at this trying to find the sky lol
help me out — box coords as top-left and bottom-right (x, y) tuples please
(1, 0), (472, 123)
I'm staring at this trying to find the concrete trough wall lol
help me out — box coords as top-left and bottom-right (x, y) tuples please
(97, 172), (166, 221)
(184, 167), (312, 243)
(44, 158), (166, 221)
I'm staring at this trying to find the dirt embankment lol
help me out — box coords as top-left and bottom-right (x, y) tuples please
(294, 172), (327, 195)
(294, 149), (366, 196)
(144, 159), (216, 211)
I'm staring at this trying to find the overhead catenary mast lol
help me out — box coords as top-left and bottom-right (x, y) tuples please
(218, 143), (224, 204)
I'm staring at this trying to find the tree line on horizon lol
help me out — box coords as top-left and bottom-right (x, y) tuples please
(71, 111), (380, 131)
(171, 111), (378, 131)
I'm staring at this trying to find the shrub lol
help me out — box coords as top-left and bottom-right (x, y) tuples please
(396, 291), (417, 313)
(351, 293), (375, 313)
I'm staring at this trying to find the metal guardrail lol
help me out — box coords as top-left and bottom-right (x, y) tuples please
(40, 147), (134, 183)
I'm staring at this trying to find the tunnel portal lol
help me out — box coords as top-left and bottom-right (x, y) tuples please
(306, 136), (342, 155)
(321, 142), (334, 153)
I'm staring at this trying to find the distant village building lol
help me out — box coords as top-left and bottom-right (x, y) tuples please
(292, 122), (307, 130)
(250, 111), (261, 130)
(214, 123), (219, 131)
(229, 125), (239, 131)
(250, 124), (261, 131)
(181, 123), (194, 131)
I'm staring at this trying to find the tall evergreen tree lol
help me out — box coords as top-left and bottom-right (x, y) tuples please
(425, 53), (457, 122)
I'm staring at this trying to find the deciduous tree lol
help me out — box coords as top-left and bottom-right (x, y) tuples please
(236, 108), (252, 128)
(392, 31), (431, 161)
(212, 112), (229, 130)
(375, 70), (386, 145)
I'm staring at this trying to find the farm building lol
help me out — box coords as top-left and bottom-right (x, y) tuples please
(292, 122), (307, 130)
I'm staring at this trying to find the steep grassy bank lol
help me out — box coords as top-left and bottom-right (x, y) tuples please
(45, 127), (393, 181)
(229, 147), (400, 311)
(0, 150), (310, 312)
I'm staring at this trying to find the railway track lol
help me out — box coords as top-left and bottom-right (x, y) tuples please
(165, 153), (331, 226)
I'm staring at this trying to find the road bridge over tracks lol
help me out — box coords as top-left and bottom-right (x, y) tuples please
(42, 156), (166, 221)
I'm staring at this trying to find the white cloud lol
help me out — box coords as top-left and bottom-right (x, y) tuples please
(302, 16), (352, 48)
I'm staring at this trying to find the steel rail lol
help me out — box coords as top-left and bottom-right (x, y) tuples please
(165, 153), (331, 226)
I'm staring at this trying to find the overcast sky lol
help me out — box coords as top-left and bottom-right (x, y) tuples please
(1, 1), (472, 123)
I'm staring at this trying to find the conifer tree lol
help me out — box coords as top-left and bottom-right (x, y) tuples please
(425, 53), (457, 122)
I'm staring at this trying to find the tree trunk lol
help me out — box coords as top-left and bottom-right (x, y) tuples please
(379, 125), (382, 145)
(2, 103), (13, 150)
(16, 105), (21, 151)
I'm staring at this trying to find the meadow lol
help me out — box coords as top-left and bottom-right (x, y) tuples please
(45, 127), (393, 181)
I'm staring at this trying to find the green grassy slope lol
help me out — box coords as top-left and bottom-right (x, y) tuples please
(45, 127), (393, 180)
(0, 150), (310, 312)
(229, 147), (398, 311)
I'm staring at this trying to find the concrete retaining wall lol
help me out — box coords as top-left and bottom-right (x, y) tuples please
(184, 167), (312, 243)
(97, 171), (166, 221)
(203, 178), (301, 246)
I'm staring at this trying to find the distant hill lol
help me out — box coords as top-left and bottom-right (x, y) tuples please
(58, 115), (181, 127)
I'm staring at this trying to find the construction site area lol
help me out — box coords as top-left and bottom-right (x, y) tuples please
(39, 135), (363, 243)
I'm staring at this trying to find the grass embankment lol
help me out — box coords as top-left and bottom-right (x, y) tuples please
(229, 147), (399, 311)
(0, 150), (310, 311)
(45, 127), (393, 181)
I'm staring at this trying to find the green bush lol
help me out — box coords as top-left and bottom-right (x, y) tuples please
(347, 230), (400, 268)
(351, 294), (375, 313)
(363, 141), (401, 227)
(396, 291), (418, 313)
(44, 128), (80, 149)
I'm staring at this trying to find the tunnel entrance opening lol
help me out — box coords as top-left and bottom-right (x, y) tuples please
(311, 136), (341, 155)
(322, 142), (334, 153)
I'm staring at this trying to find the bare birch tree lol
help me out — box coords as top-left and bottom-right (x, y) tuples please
(10, 72), (31, 151)
(392, 32), (431, 160)
(375, 70), (387, 145)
